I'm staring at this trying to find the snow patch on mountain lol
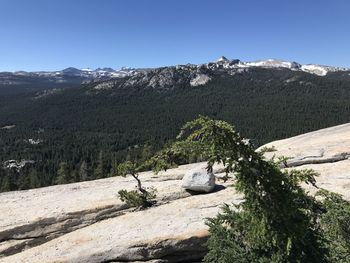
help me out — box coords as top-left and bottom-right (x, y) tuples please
(0, 67), (139, 87)
(2, 58), (349, 88)
(300, 64), (348, 76)
(244, 59), (301, 70)
(207, 57), (349, 76)
(81, 68), (93, 72)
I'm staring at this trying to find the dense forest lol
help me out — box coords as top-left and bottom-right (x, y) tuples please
(1, 67), (350, 192)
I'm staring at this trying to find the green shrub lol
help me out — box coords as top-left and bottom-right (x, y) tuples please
(116, 161), (157, 208)
(118, 188), (157, 208)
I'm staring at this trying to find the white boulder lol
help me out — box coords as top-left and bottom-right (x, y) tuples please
(182, 168), (216, 193)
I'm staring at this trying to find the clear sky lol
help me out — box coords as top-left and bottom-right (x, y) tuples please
(0, 0), (349, 71)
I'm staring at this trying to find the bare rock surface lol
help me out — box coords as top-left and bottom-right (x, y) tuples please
(1, 123), (350, 262)
(190, 74), (211, 87)
(261, 123), (350, 167)
(1, 186), (239, 263)
(261, 122), (350, 198)
(0, 162), (229, 262)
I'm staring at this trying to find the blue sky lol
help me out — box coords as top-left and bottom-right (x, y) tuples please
(0, 0), (349, 71)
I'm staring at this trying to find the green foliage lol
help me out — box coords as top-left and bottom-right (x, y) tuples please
(118, 188), (157, 208)
(55, 162), (71, 185)
(94, 151), (110, 179)
(18, 169), (41, 190)
(317, 190), (350, 262)
(152, 116), (329, 262)
(2, 67), (350, 192)
(28, 169), (41, 188)
(0, 170), (16, 192)
(258, 145), (277, 154)
(79, 161), (89, 181)
(115, 161), (139, 177)
(116, 161), (157, 208)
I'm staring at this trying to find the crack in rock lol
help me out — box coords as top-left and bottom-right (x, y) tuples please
(101, 235), (208, 263)
(0, 188), (193, 257)
(0, 204), (129, 257)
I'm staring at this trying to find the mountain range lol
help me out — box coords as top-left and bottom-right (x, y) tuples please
(1, 56), (350, 95)
(0, 66), (137, 95)
(1, 56), (350, 192)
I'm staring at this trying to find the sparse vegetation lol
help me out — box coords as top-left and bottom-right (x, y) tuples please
(116, 161), (156, 208)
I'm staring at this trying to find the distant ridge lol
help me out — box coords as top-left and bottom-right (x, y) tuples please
(2, 56), (349, 77)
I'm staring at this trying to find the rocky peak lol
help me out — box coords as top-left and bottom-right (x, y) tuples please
(216, 56), (229, 63)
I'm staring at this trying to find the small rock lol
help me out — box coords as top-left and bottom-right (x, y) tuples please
(182, 168), (216, 193)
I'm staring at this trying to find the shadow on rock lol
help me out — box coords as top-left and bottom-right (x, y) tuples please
(185, 184), (226, 195)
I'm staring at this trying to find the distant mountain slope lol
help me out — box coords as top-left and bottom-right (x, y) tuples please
(1, 57), (350, 192)
(1, 57), (349, 95)
(0, 67), (138, 95)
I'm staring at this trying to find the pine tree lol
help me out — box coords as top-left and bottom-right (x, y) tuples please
(116, 161), (156, 208)
(18, 173), (30, 190)
(151, 116), (329, 263)
(55, 162), (70, 185)
(0, 169), (17, 192)
(29, 169), (40, 188)
(79, 161), (89, 181)
(94, 151), (107, 179)
(141, 143), (152, 161)
(0, 174), (11, 192)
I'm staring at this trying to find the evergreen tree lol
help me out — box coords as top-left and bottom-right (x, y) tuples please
(109, 160), (119, 177)
(151, 116), (329, 262)
(0, 174), (11, 192)
(29, 169), (40, 188)
(317, 190), (350, 263)
(72, 170), (80, 183)
(18, 173), (30, 190)
(55, 162), (70, 185)
(94, 151), (108, 179)
(141, 143), (152, 162)
(116, 161), (156, 208)
(79, 161), (89, 181)
(0, 170), (17, 192)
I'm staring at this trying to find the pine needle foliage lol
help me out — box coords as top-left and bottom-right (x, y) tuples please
(317, 190), (350, 263)
(150, 116), (330, 262)
(116, 161), (156, 208)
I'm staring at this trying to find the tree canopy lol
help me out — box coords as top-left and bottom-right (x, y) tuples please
(149, 116), (350, 263)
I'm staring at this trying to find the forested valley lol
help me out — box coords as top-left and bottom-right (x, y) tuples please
(1, 67), (350, 192)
